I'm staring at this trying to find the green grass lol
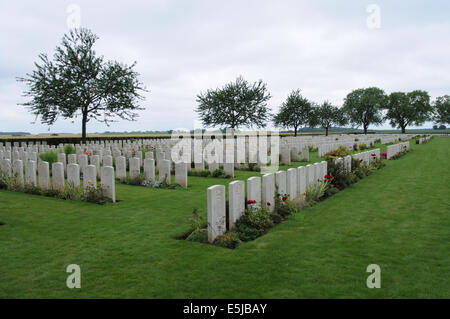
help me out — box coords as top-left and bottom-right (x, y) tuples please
(0, 138), (449, 298)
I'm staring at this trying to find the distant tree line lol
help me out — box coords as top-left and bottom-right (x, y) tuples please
(196, 77), (449, 135)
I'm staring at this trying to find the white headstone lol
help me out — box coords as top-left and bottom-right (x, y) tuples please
(229, 180), (245, 229)
(207, 185), (226, 243)
(281, 147), (291, 166)
(275, 170), (287, 198)
(25, 160), (36, 187)
(262, 173), (275, 211)
(287, 168), (297, 200)
(143, 158), (155, 181)
(297, 166), (306, 196)
(159, 159), (171, 184)
(77, 154), (88, 175)
(83, 164), (97, 190)
(67, 163), (80, 188)
(175, 162), (188, 188)
(13, 159), (24, 186)
(52, 162), (65, 191)
(57, 153), (66, 172)
(115, 156), (126, 180)
(38, 161), (50, 190)
(0, 159), (11, 176)
(101, 166), (116, 202)
(247, 176), (261, 208)
(103, 155), (113, 167)
(68, 154), (77, 165)
(223, 163), (234, 178)
(129, 157), (140, 179)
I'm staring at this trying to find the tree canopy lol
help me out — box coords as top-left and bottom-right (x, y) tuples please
(273, 89), (314, 136)
(18, 28), (147, 142)
(311, 101), (347, 136)
(385, 90), (432, 133)
(195, 76), (271, 131)
(342, 87), (387, 134)
(433, 95), (450, 125)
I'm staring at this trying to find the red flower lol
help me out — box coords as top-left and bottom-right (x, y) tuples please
(266, 202), (271, 206)
(282, 196), (287, 201)
(247, 199), (257, 204)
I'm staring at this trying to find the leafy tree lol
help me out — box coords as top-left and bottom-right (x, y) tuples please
(385, 90), (432, 133)
(385, 92), (409, 133)
(433, 95), (450, 125)
(195, 76), (271, 133)
(18, 28), (147, 143)
(311, 101), (347, 136)
(273, 90), (314, 136)
(342, 87), (387, 134)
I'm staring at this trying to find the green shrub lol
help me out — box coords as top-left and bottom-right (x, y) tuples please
(83, 183), (111, 205)
(188, 208), (205, 231)
(359, 143), (367, 150)
(41, 188), (61, 198)
(199, 170), (211, 177)
(186, 229), (208, 244)
(23, 185), (41, 195)
(248, 163), (261, 172)
(327, 159), (352, 189)
(235, 207), (273, 242)
(0, 171), (12, 190)
(123, 174), (145, 185)
(212, 168), (226, 178)
(39, 151), (58, 166)
(324, 146), (352, 160)
(270, 210), (283, 224)
(235, 222), (264, 242)
(61, 182), (83, 200)
(214, 231), (241, 249)
(63, 144), (76, 154)
(305, 181), (328, 205)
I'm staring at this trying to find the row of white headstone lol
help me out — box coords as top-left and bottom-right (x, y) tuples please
(207, 161), (328, 243)
(418, 136), (432, 144)
(386, 142), (410, 159)
(206, 147), (387, 243)
(0, 159), (116, 202)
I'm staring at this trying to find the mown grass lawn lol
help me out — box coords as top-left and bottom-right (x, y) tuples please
(0, 137), (448, 298)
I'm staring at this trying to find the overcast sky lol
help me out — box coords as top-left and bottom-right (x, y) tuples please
(1, 0), (449, 134)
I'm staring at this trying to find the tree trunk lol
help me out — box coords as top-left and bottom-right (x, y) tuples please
(363, 124), (368, 135)
(294, 126), (297, 137)
(325, 127), (329, 136)
(82, 111), (87, 144)
(401, 126), (406, 134)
